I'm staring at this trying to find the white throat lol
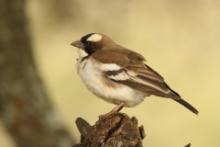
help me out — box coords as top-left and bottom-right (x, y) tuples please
(77, 48), (88, 60)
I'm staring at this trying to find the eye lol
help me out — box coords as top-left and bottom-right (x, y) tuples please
(84, 40), (92, 47)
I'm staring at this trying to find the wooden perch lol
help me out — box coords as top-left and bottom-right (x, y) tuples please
(73, 109), (192, 147)
(73, 111), (145, 147)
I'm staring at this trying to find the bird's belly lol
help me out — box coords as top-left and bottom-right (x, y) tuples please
(77, 58), (146, 107)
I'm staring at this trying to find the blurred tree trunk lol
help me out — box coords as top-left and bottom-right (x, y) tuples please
(0, 0), (74, 147)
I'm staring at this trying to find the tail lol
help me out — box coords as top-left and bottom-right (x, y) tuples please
(164, 83), (199, 115)
(172, 97), (199, 115)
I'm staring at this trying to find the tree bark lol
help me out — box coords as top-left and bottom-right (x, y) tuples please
(74, 112), (145, 147)
(0, 0), (74, 146)
(73, 110), (192, 147)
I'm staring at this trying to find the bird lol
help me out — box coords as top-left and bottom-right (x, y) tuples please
(71, 33), (198, 115)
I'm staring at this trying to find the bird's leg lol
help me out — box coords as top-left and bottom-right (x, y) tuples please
(99, 103), (125, 119)
(110, 102), (125, 114)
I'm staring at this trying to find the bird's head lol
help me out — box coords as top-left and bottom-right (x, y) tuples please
(71, 33), (116, 55)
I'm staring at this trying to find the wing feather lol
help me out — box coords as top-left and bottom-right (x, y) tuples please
(105, 64), (176, 98)
(93, 48), (178, 98)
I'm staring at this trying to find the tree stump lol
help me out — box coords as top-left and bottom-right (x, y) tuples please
(73, 111), (145, 147)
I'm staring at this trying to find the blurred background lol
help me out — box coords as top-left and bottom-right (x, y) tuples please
(1, 0), (220, 146)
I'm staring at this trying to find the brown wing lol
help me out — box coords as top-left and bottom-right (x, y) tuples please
(105, 64), (199, 115)
(106, 64), (175, 98)
(93, 48), (172, 97)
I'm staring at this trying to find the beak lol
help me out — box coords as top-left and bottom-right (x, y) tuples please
(70, 40), (85, 49)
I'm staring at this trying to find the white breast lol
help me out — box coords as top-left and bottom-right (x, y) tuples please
(76, 57), (146, 107)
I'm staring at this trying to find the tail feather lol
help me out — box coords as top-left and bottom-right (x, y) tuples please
(172, 97), (199, 115)
(165, 84), (199, 115)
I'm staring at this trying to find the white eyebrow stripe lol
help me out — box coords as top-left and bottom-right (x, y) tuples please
(87, 34), (103, 42)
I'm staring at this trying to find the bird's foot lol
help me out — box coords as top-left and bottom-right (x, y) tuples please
(99, 103), (125, 120)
